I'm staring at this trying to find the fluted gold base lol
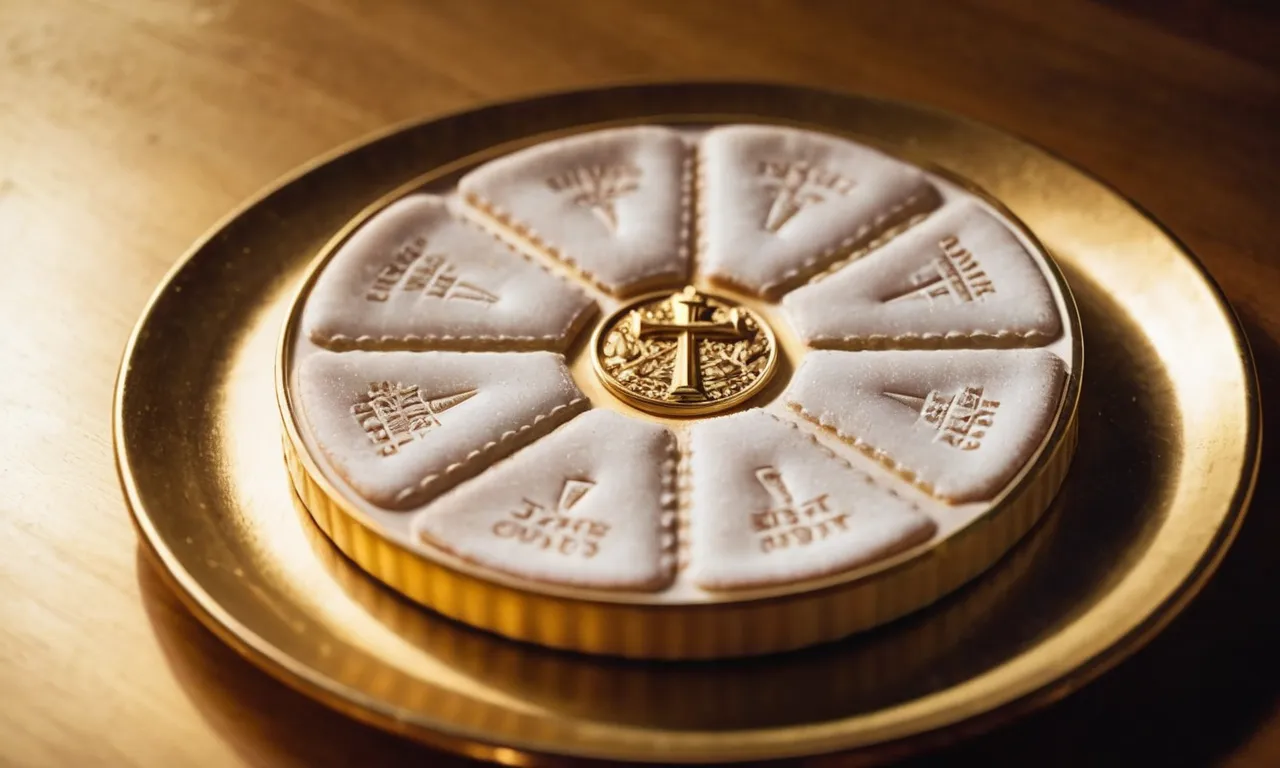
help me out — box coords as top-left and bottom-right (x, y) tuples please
(284, 405), (1077, 658)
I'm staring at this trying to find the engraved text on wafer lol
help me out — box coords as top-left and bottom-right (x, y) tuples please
(365, 236), (498, 305)
(491, 479), (610, 557)
(884, 235), (996, 304)
(351, 383), (477, 456)
(758, 160), (854, 232)
(752, 467), (851, 553)
(546, 163), (641, 233)
(885, 386), (1000, 451)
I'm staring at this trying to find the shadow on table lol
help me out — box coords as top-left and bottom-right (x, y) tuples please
(910, 311), (1280, 766)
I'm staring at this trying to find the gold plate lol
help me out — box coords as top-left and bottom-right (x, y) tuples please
(115, 83), (1259, 764)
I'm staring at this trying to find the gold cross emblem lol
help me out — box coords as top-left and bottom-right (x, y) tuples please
(592, 286), (778, 416)
(633, 287), (750, 400)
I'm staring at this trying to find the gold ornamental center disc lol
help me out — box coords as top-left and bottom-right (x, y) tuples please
(591, 286), (778, 416)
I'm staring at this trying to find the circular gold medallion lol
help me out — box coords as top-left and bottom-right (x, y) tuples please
(591, 286), (778, 416)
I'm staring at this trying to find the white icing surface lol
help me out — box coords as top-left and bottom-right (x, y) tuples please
(459, 126), (690, 296)
(296, 350), (586, 510)
(287, 122), (1078, 601)
(413, 410), (677, 591)
(700, 124), (940, 298)
(782, 200), (1061, 348)
(687, 410), (935, 590)
(302, 194), (595, 351)
(785, 349), (1066, 503)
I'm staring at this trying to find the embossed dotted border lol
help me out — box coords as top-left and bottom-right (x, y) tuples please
(460, 132), (697, 298)
(678, 411), (934, 591)
(391, 396), (589, 506)
(308, 202), (597, 352)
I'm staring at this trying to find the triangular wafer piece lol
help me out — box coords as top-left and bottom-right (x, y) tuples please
(782, 201), (1061, 348)
(302, 195), (595, 352)
(786, 350), (1065, 503)
(460, 126), (691, 297)
(687, 410), (935, 590)
(699, 125), (940, 299)
(296, 350), (587, 510)
(413, 410), (677, 591)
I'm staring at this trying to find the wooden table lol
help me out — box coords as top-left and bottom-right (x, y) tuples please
(2, 1), (1276, 764)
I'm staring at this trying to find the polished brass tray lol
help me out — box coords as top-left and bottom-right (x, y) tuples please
(115, 83), (1259, 764)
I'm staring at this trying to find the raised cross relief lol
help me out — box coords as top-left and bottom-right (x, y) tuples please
(545, 163), (642, 233)
(632, 287), (750, 400)
(752, 467), (851, 553)
(490, 478), (610, 558)
(351, 382), (477, 456)
(885, 385), (1000, 451)
(595, 286), (776, 414)
(884, 234), (996, 305)
(758, 159), (855, 232)
(365, 236), (498, 305)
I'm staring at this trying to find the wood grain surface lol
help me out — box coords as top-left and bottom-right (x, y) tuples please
(1, 1), (1277, 765)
